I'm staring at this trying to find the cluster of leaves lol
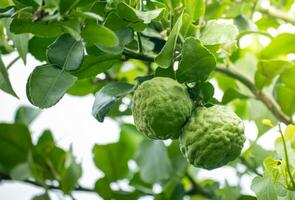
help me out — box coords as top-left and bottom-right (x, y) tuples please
(0, 106), (255, 200)
(0, 106), (81, 199)
(251, 124), (295, 199)
(0, 0), (295, 199)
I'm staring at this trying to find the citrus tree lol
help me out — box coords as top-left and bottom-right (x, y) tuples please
(0, 0), (295, 199)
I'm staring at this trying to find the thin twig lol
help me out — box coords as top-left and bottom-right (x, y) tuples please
(185, 172), (212, 198)
(215, 67), (293, 125)
(6, 56), (21, 70)
(122, 49), (154, 62)
(137, 32), (144, 54)
(0, 173), (93, 193)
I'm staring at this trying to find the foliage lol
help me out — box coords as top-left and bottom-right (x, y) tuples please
(0, 0), (295, 199)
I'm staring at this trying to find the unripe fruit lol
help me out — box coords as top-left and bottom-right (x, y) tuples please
(180, 105), (245, 169)
(132, 77), (193, 140)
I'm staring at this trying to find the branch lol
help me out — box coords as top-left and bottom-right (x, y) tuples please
(258, 7), (295, 25)
(122, 49), (155, 62)
(0, 173), (93, 193)
(6, 56), (21, 70)
(185, 173), (212, 198)
(215, 67), (293, 125)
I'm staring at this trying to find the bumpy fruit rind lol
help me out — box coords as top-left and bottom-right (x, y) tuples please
(180, 105), (245, 170)
(132, 77), (193, 140)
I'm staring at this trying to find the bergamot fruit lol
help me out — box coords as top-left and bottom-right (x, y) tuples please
(132, 77), (193, 140)
(180, 105), (245, 169)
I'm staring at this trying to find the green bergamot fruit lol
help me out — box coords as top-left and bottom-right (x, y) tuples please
(132, 77), (193, 140)
(180, 105), (245, 169)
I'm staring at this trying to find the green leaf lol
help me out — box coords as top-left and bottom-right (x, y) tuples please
(81, 21), (119, 47)
(11, 33), (29, 64)
(61, 19), (81, 40)
(275, 125), (295, 166)
(13, 0), (38, 7)
(222, 88), (249, 104)
(181, 13), (198, 38)
(36, 129), (55, 150)
(29, 37), (56, 61)
(273, 80), (295, 116)
(188, 81), (215, 102)
(118, 2), (164, 24)
(32, 192), (51, 200)
(47, 34), (84, 71)
(67, 78), (104, 96)
(26, 64), (77, 108)
(237, 195), (257, 200)
(0, 0), (14, 8)
(14, 106), (41, 126)
(129, 173), (153, 194)
(60, 160), (82, 194)
(167, 141), (187, 176)
(0, 56), (18, 98)
(280, 65), (295, 90)
(119, 123), (143, 152)
(254, 60), (293, 89)
(155, 66), (175, 79)
(176, 37), (216, 83)
(242, 144), (274, 171)
(104, 12), (129, 31)
(251, 175), (277, 200)
(135, 140), (173, 184)
(163, 0), (181, 11)
(0, 123), (32, 171)
(117, 2), (139, 22)
(218, 185), (241, 200)
(135, 8), (164, 24)
(73, 55), (121, 79)
(92, 132), (136, 181)
(156, 182), (185, 200)
(183, 0), (205, 21)
(155, 14), (182, 68)
(95, 177), (113, 199)
(200, 20), (239, 45)
(10, 162), (31, 180)
(10, 15), (63, 38)
(92, 82), (134, 122)
(261, 33), (295, 59)
(256, 16), (279, 31)
(59, 0), (79, 14)
(96, 28), (133, 54)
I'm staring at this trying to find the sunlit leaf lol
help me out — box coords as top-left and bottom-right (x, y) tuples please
(200, 20), (239, 45)
(261, 33), (295, 59)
